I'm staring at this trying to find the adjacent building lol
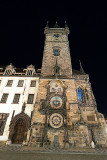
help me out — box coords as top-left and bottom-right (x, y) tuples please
(0, 64), (39, 144)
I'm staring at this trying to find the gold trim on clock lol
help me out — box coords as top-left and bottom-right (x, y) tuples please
(50, 96), (62, 109)
(49, 113), (63, 128)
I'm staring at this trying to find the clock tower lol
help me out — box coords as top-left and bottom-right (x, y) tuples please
(30, 22), (76, 148)
(29, 22), (106, 149)
(41, 21), (72, 78)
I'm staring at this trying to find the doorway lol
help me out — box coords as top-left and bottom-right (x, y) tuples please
(12, 119), (27, 144)
(53, 135), (59, 147)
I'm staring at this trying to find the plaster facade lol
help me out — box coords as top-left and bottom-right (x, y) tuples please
(0, 67), (39, 143)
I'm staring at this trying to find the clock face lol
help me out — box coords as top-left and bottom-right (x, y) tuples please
(50, 96), (62, 108)
(53, 34), (60, 39)
(49, 113), (63, 128)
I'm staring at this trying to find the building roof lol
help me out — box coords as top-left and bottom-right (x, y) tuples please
(72, 69), (86, 75)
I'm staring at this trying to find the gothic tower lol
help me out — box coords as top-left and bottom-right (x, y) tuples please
(41, 21), (72, 78)
(29, 22), (107, 148)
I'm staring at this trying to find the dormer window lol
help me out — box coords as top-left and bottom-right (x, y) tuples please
(4, 64), (15, 75)
(26, 65), (35, 76)
(5, 70), (12, 75)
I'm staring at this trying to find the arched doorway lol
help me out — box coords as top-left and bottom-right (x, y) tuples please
(12, 118), (27, 144)
(9, 113), (30, 144)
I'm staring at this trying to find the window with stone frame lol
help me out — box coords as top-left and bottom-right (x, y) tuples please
(17, 80), (24, 87)
(6, 80), (13, 87)
(0, 113), (9, 135)
(53, 49), (60, 56)
(27, 94), (34, 104)
(30, 80), (36, 87)
(77, 87), (84, 102)
(12, 94), (20, 104)
(0, 93), (9, 103)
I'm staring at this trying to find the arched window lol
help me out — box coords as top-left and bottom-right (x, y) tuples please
(77, 87), (83, 102)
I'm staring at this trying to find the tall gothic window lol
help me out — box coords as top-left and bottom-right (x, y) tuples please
(77, 87), (83, 102)
(0, 113), (9, 135)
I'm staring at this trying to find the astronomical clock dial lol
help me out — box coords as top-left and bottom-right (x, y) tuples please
(50, 96), (62, 109)
(49, 113), (63, 128)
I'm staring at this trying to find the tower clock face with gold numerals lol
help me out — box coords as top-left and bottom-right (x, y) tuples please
(49, 113), (63, 128)
(53, 34), (61, 40)
(50, 96), (62, 109)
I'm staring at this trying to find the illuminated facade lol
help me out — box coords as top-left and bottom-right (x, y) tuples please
(0, 22), (107, 148)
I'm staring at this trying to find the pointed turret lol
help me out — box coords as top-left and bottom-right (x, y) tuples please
(65, 21), (68, 28)
(45, 21), (49, 28)
(79, 60), (85, 74)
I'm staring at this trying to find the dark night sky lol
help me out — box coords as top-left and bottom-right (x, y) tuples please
(0, 0), (107, 115)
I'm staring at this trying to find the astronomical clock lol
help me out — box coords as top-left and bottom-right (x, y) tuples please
(49, 96), (63, 129)
(49, 113), (63, 129)
(38, 79), (68, 146)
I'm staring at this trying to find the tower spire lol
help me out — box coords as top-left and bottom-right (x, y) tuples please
(65, 21), (68, 28)
(54, 21), (60, 28)
(64, 21), (70, 34)
(45, 21), (49, 28)
(79, 60), (85, 74)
